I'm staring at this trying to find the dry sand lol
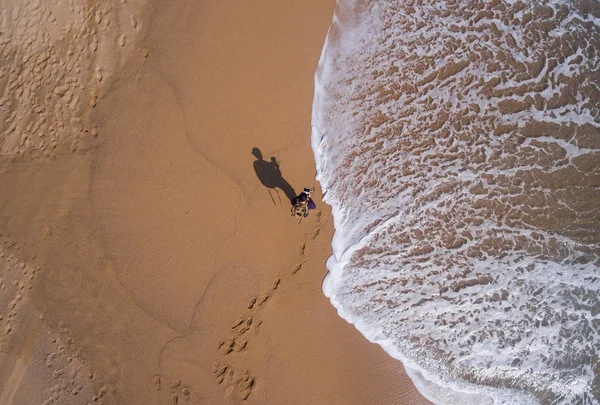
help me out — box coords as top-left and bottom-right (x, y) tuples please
(0, 0), (432, 403)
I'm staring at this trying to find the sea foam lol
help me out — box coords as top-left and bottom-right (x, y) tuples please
(312, 0), (600, 403)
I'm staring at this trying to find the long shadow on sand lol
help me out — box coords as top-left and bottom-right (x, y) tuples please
(252, 147), (296, 205)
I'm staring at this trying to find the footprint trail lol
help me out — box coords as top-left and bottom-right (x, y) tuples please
(211, 214), (328, 401)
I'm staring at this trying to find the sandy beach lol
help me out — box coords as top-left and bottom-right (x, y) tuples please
(0, 0), (431, 403)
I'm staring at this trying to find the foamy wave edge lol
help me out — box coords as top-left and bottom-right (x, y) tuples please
(310, 5), (540, 405)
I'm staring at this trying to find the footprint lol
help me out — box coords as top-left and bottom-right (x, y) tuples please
(231, 319), (244, 329)
(247, 297), (257, 309)
(299, 243), (305, 256)
(226, 383), (237, 398)
(217, 340), (225, 350)
(153, 375), (161, 391)
(272, 278), (280, 290)
(98, 385), (108, 398)
(237, 325), (249, 336)
(236, 340), (247, 352)
(316, 210), (322, 222)
(241, 377), (255, 400)
(224, 339), (235, 354)
(257, 295), (269, 306)
(291, 263), (302, 274)
(311, 228), (320, 239)
(171, 393), (178, 404)
(69, 365), (78, 379)
(215, 365), (228, 378)
(45, 352), (59, 367)
(90, 36), (98, 52)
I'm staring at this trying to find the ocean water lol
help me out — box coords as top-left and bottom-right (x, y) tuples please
(311, 0), (600, 404)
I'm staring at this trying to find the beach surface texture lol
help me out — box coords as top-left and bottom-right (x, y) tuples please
(0, 0), (430, 404)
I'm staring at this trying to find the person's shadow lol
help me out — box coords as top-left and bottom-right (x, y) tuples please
(252, 147), (296, 205)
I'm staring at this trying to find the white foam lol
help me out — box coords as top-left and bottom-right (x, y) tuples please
(312, 0), (600, 403)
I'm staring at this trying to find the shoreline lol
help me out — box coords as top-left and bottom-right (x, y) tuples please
(0, 0), (432, 403)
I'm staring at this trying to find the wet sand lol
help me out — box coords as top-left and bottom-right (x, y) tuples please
(0, 0), (431, 403)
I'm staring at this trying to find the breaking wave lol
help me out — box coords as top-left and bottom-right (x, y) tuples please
(312, 0), (600, 403)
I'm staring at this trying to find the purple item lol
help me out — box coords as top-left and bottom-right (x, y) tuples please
(291, 193), (316, 211)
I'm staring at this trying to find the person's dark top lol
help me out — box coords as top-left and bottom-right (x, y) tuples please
(292, 193), (316, 210)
